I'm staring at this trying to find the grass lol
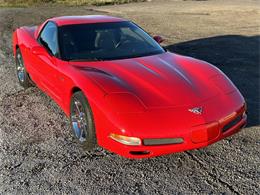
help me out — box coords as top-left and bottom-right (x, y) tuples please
(0, 0), (146, 7)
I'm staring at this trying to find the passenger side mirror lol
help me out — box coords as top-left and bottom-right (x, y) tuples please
(153, 35), (164, 44)
(32, 45), (46, 55)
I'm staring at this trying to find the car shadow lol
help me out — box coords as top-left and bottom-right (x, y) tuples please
(165, 35), (260, 127)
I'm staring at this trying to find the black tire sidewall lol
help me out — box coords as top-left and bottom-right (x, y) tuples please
(70, 91), (97, 150)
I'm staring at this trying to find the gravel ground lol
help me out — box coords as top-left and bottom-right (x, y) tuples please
(0, 0), (259, 194)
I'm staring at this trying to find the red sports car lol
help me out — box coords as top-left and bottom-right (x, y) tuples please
(13, 15), (247, 158)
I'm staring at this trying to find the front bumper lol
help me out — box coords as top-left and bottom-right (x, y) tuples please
(94, 90), (247, 159)
(106, 112), (247, 159)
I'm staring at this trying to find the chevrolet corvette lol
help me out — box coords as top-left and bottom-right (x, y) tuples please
(12, 15), (247, 158)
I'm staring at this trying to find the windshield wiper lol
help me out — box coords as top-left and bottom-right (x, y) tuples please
(68, 58), (103, 62)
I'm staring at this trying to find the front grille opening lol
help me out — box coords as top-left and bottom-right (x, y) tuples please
(222, 115), (243, 132)
(129, 151), (150, 155)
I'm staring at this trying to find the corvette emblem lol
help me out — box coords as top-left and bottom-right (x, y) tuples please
(189, 107), (203, 115)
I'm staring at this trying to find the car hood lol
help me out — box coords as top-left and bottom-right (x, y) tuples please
(71, 52), (234, 108)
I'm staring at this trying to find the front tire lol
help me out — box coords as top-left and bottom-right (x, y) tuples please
(15, 48), (31, 89)
(70, 91), (97, 150)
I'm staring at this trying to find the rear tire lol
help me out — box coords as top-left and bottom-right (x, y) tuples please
(70, 91), (97, 150)
(15, 48), (32, 89)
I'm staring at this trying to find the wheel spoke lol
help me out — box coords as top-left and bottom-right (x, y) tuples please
(71, 115), (78, 122)
(74, 100), (81, 115)
(16, 53), (25, 82)
(79, 126), (84, 141)
(71, 98), (88, 142)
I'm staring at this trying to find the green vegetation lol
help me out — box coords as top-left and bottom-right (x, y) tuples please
(0, 0), (146, 7)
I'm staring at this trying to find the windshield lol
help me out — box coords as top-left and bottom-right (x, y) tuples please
(58, 21), (165, 61)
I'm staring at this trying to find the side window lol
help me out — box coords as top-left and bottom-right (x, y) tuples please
(38, 22), (59, 56)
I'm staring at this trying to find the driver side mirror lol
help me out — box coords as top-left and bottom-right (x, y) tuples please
(32, 45), (46, 55)
(153, 35), (164, 44)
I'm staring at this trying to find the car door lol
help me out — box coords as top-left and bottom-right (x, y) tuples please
(31, 22), (63, 103)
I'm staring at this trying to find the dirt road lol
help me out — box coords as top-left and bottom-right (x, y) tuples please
(0, 0), (259, 194)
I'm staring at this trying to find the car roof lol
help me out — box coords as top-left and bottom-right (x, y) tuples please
(49, 15), (127, 26)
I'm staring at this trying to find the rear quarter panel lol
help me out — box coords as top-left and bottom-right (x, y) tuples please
(12, 26), (38, 72)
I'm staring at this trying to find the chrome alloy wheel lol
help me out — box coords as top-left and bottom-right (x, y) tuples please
(71, 99), (88, 142)
(16, 53), (25, 82)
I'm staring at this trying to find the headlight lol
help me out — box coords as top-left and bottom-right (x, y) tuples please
(109, 133), (141, 146)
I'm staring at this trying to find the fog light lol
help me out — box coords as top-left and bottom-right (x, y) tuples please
(109, 133), (141, 146)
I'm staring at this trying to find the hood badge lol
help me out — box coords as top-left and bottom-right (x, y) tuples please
(189, 107), (203, 115)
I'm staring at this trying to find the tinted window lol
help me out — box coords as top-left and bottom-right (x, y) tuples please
(39, 22), (59, 56)
(59, 21), (165, 61)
